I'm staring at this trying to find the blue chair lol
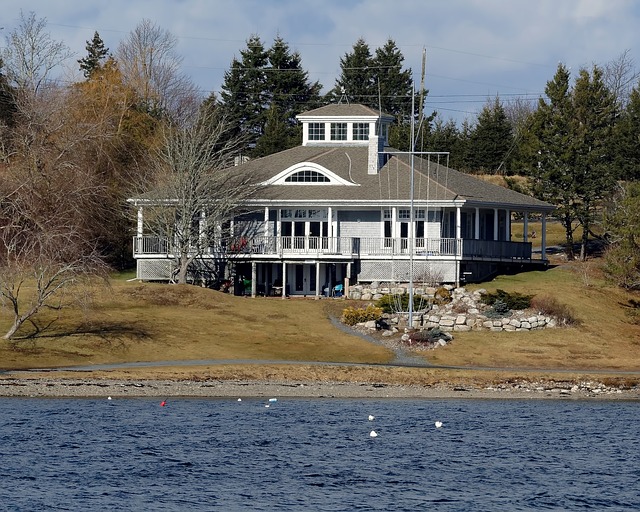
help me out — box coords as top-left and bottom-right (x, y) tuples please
(332, 284), (343, 297)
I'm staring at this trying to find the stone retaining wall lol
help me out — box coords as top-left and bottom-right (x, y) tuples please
(350, 284), (557, 332)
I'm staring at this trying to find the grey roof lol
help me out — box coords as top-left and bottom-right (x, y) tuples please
(235, 145), (554, 211)
(296, 103), (394, 120)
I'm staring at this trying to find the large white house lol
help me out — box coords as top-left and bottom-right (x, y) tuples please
(130, 103), (554, 297)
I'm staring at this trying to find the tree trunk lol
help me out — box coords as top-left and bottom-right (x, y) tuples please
(563, 212), (575, 260)
(580, 218), (590, 261)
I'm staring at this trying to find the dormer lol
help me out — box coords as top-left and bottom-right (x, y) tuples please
(296, 104), (395, 147)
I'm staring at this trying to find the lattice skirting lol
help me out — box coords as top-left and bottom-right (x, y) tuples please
(358, 260), (457, 284)
(137, 260), (174, 281)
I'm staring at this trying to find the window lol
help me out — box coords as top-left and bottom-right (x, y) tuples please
(398, 209), (411, 220)
(308, 122), (325, 141)
(285, 170), (330, 183)
(330, 122), (347, 141)
(353, 122), (369, 140)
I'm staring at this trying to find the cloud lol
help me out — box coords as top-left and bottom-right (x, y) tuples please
(3, 0), (640, 124)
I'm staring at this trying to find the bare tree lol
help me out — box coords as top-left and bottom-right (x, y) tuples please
(137, 108), (258, 284)
(116, 19), (201, 124)
(0, 202), (106, 340)
(0, 82), (110, 339)
(1, 10), (72, 95)
(603, 49), (640, 108)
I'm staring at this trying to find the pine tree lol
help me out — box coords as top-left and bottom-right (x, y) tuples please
(220, 35), (322, 157)
(78, 31), (109, 78)
(612, 85), (640, 181)
(373, 39), (414, 119)
(469, 96), (514, 173)
(329, 38), (376, 105)
(571, 65), (618, 259)
(220, 35), (269, 150)
(525, 63), (617, 260)
(256, 36), (322, 156)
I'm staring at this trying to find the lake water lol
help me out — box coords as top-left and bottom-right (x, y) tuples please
(0, 397), (638, 511)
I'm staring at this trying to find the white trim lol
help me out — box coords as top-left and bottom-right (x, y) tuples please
(261, 162), (358, 186)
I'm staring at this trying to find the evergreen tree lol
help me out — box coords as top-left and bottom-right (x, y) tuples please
(255, 36), (322, 156)
(328, 38), (376, 105)
(469, 96), (514, 173)
(571, 65), (618, 259)
(525, 63), (617, 260)
(220, 35), (269, 150)
(374, 39), (415, 120)
(329, 38), (417, 119)
(253, 103), (291, 157)
(78, 31), (109, 78)
(602, 182), (640, 289)
(612, 85), (640, 181)
(220, 35), (322, 157)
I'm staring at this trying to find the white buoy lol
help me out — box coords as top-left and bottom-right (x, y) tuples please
(107, 396), (112, 400)
(435, 421), (443, 428)
(265, 404), (270, 408)
(369, 430), (378, 438)
(237, 398), (242, 402)
(368, 415), (375, 421)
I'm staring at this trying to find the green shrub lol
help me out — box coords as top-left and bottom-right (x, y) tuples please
(480, 289), (533, 310)
(483, 299), (513, 319)
(341, 305), (384, 326)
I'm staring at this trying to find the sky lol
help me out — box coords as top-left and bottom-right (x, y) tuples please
(2, 0), (640, 125)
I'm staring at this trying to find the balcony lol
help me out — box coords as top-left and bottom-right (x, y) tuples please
(133, 236), (535, 262)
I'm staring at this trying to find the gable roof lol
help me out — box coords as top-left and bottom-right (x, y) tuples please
(234, 146), (554, 211)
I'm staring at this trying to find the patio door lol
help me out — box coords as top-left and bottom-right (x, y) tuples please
(400, 222), (409, 253)
(291, 264), (316, 295)
(309, 221), (328, 250)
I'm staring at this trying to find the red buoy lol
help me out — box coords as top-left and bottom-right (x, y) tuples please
(160, 400), (167, 407)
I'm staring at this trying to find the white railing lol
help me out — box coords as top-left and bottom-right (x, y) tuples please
(133, 236), (533, 260)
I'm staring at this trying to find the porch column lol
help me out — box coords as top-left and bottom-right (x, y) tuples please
(391, 207), (397, 238)
(493, 208), (499, 241)
(327, 207), (333, 238)
(474, 207), (480, 240)
(455, 206), (461, 256)
(315, 261), (321, 299)
(346, 262), (352, 298)
(505, 209), (511, 241)
(137, 207), (143, 236)
(264, 207), (269, 238)
(281, 261), (287, 298)
(523, 212), (529, 242)
(541, 214), (547, 260)
(251, 261), (257, 298)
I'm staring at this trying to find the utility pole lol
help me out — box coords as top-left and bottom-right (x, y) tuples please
(418, 47), (426, 127)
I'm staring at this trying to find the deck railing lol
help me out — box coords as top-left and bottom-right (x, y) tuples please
(134, 236), (534, 261)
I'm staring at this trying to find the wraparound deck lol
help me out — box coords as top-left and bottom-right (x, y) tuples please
(133, 236), (538, 263)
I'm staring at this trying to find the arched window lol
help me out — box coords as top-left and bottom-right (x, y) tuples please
(284, 170), (331, 183)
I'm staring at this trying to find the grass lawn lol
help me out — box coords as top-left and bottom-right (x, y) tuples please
(1, 257), (639, 387)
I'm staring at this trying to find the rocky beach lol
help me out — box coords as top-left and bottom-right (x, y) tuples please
(1, 375), (639, 400)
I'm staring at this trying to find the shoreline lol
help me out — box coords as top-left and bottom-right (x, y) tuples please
(2, 376), (639, 400)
